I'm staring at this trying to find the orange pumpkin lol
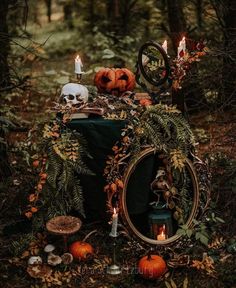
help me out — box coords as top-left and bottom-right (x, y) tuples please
(139, 98), (152, 106)
(138, 254), (167, 279)
(94, 67), (135, 96)
(69, 241), (94, 261)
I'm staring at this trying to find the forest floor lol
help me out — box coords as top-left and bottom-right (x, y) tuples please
(1, 8), (236, 288)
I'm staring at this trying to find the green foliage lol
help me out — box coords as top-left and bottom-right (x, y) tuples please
(176, 214), (225, 246)
(207, 152), (236, 192)
(9, 233), (35, 256)
(29, 122), (94, 231)
(132, 104), (195, 159)
(193, 128), (210, 144)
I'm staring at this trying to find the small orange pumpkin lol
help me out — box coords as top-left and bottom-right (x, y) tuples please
(139, 98), (152, 106)
(69, 241), (94, 261)
(94, 67), (135, 96)
(138, 254), (167, 279)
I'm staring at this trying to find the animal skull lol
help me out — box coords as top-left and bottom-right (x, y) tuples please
(60, 83), (89, 106)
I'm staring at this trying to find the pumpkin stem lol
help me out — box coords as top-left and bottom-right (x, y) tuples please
(147, 248), (154, 261)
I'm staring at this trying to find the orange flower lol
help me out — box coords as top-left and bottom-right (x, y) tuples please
(31, 207), (38, 213)
(112, 146), (119, 152)
(28, 194), (36, 202)
(115, 179), (124, 189)
(25, 211), (33, 218)
(32, 160), (40, 168)
(122, 136), (129, 143)
(40, 173), (47, 180)
(104, 184), (110, 193)
(110, 183), (117, 193)
(37, 183), (43, 191)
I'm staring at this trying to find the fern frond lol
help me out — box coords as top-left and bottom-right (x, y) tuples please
(71, 160), (94, 176)
(10, 234), (35, 256)
(71, 180), (85, 217)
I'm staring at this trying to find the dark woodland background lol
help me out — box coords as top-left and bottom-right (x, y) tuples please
(0, 1), (236, 287)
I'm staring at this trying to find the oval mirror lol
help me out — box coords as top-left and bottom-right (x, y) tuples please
(137, 41), (171, 87)
(120, 147), (199, 245)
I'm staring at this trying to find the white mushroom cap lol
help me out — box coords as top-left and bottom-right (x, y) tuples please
(28, 256), (43, 265)
(61, 253), (73, 265)
(44, 244), (56, 253)
(47, 253), (62, 266)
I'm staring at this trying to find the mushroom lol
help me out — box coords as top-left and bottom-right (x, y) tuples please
(28, 256), (43, 265)
(27, 264), (52, 279)
(46, 216), (82, 252)
(61, 252), (73, 265)
(44, 244), (56, 254)
(47, 253), (62, 266)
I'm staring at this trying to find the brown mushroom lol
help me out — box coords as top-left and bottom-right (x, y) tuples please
(61, 252), (73, 265)
(27, 264), (52, 279)
(46, 215), (82, 252)
(47, 253), (62, 266)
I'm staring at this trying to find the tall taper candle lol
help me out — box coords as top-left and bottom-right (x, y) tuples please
(109, 208), (118, 237)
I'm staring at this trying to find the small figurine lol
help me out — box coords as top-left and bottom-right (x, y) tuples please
(150, 168), (170, 207)
(150, 165), (178, 209)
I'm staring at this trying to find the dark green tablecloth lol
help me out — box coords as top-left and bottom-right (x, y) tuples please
(67, 117), (155, 222)
(68, 118), (126, 221)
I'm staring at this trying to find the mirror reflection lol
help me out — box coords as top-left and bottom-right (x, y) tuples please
(141, 47), (166, 83)
(126, 152), (196, 241)
(138, 42), (170, 88)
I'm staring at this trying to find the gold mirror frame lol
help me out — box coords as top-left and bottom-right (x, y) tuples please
(120, 147), (200, 245)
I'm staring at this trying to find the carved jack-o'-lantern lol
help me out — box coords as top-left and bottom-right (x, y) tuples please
(94, 68), (135, 96)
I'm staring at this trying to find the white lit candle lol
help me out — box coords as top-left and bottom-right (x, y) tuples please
(162, 40), (168, 54)
(109, 208), (118, 237)
(75, 55), (83, 74)
(177, 37), (186, 59)
(157, 225), (166, 241)
(182, 36), (186, 52)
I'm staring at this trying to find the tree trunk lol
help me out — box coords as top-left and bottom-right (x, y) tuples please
(167, 0), (206, 112)
(0, 0), (10, 88)
(63, 2), (74, 29)
(196, 0), (203, 30)
(45, 0), (52, 23)
(106, 0), (120, 33)
(222, 0), (236, 106)
(166, 0), (186, 112)
(88, 0), (95, 29)
(166, 0), (186, 52)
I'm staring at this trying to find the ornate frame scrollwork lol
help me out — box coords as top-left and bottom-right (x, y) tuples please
(108, 147), (202, 245)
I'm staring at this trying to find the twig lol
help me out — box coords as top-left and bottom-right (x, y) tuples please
(0, 78), (29, 92)
(82, 230), (97, 242)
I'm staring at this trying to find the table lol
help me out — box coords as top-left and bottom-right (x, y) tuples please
(67, 117), (157, 223)
(68, 118), (125, 221)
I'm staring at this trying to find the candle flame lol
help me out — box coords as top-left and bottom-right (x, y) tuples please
(161, 230), (165, 236)
(179, 37), (185, 45)
(113, 207), (117, 214)
(75, 55), (81, 61)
